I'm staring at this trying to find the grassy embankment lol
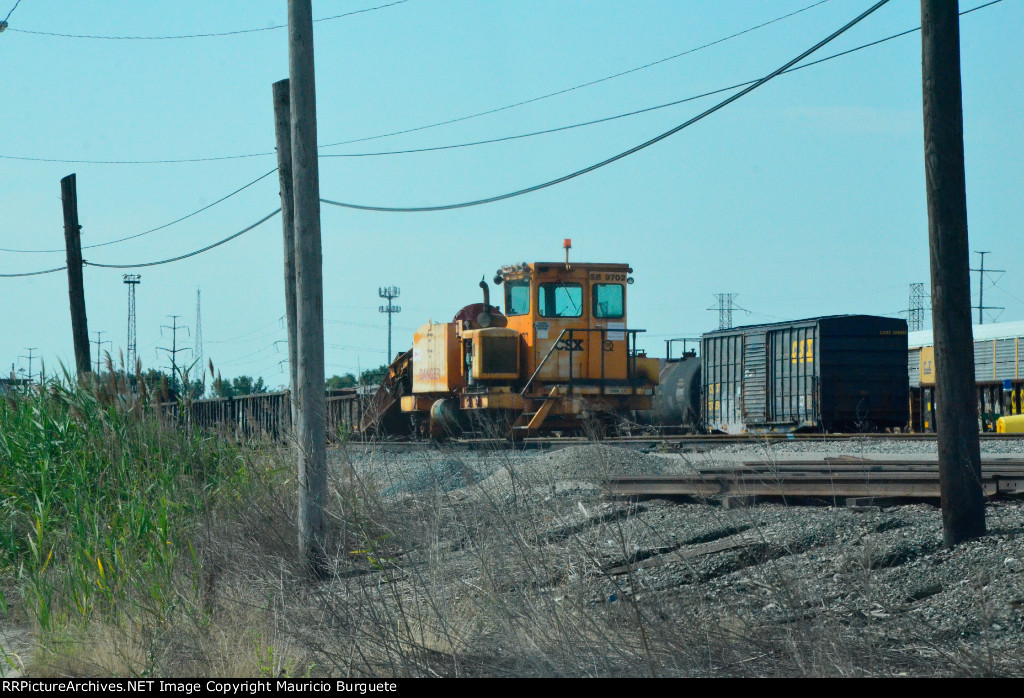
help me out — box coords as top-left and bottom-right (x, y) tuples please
(0, 373), (307, 677)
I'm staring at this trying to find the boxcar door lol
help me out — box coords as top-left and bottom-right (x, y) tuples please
(742, 331), (767, 426)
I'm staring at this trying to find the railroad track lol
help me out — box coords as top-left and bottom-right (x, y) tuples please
(340, 431), (1024, 452)
(332, 436), (1024, 503)
(606, 457), (1024, 501)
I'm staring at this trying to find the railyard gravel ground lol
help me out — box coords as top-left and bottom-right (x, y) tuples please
(7, 438), (1022, 677)
(326, 437), (1024, 676)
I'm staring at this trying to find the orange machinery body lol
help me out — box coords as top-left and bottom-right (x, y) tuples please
(399, 261), (658, 435)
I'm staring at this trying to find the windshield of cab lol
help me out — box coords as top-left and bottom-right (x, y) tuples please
(504, 279), (530, 316)
(539, 282), (582, 318)
(592, 283), (624, 318)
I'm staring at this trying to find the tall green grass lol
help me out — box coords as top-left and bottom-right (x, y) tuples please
(0, 377), (252, 633)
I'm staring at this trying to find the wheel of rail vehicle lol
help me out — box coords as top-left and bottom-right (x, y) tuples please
(465, 408), (516, 440)
(428, 398), (463, 442)
(409, 413), (428, 441)
(579, 409), (622, 440)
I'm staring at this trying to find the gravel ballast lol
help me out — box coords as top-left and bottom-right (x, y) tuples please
(328, 437), (1024, 676)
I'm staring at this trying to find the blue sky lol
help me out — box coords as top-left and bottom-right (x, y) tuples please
(2, 0), (1021, 387)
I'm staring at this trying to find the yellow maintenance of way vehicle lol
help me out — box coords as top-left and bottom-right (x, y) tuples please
(362, 241), (659, 439)
(997, 414), (1024, 433)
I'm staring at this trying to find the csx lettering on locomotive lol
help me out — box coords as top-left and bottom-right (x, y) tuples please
(554, 338), (584, 351)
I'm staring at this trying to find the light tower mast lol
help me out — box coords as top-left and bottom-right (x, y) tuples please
(379, 286), (401, 362)
(123, 274), (141, 373)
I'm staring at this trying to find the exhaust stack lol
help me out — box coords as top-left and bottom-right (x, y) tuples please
(477, 277), (492, 328)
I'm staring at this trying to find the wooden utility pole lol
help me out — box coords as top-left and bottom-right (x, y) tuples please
(273, 78), (300, 430)
(61, 174), (91, 380)
(920, 0), (985, 547)
(288, 0), (328, 576)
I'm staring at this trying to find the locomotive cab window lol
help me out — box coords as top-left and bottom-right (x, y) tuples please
(539, 282), (583, 318)
(504, 279), (530, 316)
(592, 283), (624, 319)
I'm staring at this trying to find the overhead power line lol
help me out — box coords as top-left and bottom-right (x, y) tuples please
(320, 0), (894, 214)
(206, 318), (284, 345)
(0, 1), (826, 164)
(0, 1), (1003, 167)
(214, 343), (279, 366)
(207, 328), (283, 347)
(0, 150), (275, 165)
(321, 0), (1006, 160)
(326, 319), (416, 332)
(319, 0), (1000, 150)
(327, 344), (388, 354)
(2, 0), (22, 24)
(84, 209), (280, 269)
(318, 90), (736, 159)
(0, 168), (278, 253)
(5, 0), (410, 40)
(990, 283), (1024, 308)
(320, 0), (834, 149)
(0, 264), (67, 278)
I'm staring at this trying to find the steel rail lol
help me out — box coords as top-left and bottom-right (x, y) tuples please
(335, 432), (1024, 453)
(606, 461), (1024, 499)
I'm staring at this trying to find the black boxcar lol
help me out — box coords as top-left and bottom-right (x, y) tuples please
(702, 315), (909, 433)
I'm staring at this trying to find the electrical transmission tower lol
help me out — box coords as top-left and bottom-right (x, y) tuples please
(92, 331), (111, 374)
(158, 315), (190, 392)
(194, 288), (204, 380)
(19, 348), (38, 383)
(908, 282), (926, 332)
(123, 274), (141, 372)
(379, 286), (401, 361)
(970, 251), (1004, 325)
(709, 293), (737, 330)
